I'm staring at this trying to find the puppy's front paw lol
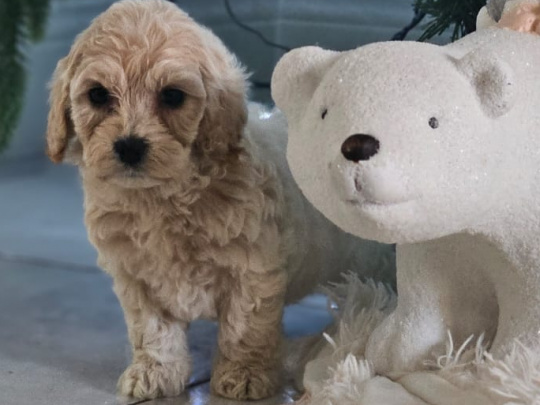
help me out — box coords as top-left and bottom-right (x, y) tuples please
(118, 356), (190, 400)
(211, 359), (280, 400)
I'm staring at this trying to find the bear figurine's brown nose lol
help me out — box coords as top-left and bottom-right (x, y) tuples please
(341, 134), (380, 162)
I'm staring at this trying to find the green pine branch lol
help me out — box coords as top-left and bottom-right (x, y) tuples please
(0, 0), (50, 154)
(415, 0), (487, 42)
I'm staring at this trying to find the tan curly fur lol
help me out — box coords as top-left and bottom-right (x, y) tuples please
(45, 0), (394, 401)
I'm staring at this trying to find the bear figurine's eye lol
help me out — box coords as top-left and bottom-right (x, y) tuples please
(321, 108), (328, 120)
(429, 117), (439, 129)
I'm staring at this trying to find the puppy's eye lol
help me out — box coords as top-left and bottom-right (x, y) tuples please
(321, 108), (328, 120)
(161, 88), (185, 109)
(88, 86), (110, 107)
(429, 117), (439, 129)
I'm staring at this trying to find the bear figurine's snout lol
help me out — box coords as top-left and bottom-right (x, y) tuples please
(341, 134), (380, 162)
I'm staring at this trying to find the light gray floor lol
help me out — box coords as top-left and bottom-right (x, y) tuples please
(0, 160), (331, 405)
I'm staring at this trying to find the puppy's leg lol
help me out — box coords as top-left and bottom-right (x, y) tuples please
(114, 276), (191, 400)
(211, 269), (287, 400)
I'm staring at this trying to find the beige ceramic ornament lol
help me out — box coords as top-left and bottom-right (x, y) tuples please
(272, 12), (540, 374)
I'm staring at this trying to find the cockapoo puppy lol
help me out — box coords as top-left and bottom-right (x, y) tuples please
(45, 0), (394, 400)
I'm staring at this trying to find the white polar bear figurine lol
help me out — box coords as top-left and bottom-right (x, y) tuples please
(271, 26), (540, 375)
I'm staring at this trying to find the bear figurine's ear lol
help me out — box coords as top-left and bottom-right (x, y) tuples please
(271, 46), (340, 120)
(455, 49), (515, 118)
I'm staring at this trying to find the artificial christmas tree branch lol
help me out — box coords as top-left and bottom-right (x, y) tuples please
(0, 0), (50, 153)
(392, 6), (427, 41)
(415, 0), (487, 41)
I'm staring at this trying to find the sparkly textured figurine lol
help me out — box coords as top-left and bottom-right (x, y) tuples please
(272, 0), (540, 376)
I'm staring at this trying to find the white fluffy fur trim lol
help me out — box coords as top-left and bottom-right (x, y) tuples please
(299, 275), (540, 405)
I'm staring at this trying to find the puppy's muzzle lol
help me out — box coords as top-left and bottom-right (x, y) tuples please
(113, 135), (148, 168)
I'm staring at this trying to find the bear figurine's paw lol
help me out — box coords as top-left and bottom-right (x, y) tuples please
(117, 355), (190, 400)
(365, 311), (446, 375)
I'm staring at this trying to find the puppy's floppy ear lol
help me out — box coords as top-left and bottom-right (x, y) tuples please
(271, 46), (340, 122)
(196, 42), (248, 156)
(46, 49), (80, 163)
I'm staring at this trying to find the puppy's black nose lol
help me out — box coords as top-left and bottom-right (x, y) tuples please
(341, 134), (380, 162)
(113, 135), (148, 167)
